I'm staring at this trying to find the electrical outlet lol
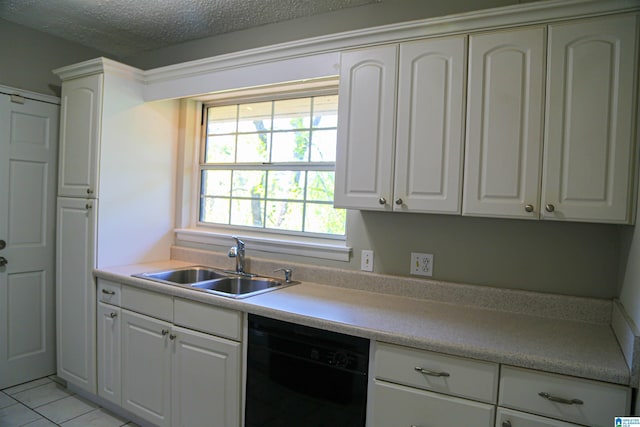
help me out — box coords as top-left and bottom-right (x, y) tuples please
(410, 252), (433, 277)
(361, 250), (374, 272)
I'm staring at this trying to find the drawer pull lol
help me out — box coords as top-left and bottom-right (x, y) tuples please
(101, 289), (116, 295)
(538, 392), (583, 405)
(109, 312), (117, 318)
(414, 366), (450, 377)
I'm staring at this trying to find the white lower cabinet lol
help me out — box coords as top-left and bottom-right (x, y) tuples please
(499, 366), (630, 427)
(96, 280), (242, 427)
(171, 325), (240, 427)
(373, 380), (495, 426)
(122, 310), (173, 427)
(371, 342), (498, 426)
(496, 407), (582, 427)
(97, 302), (121, 406)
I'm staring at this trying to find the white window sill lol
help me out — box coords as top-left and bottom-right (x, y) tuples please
(175, 228), (352, 262)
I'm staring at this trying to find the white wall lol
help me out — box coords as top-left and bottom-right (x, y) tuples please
(0, 18), (109, 96)
(126, 0), (527, 69)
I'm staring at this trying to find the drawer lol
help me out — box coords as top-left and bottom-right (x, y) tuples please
(372, 380), (495, 426)
(499, 366), (630, 427)
(121, 285), (173, 322)
(374, 342), (499, 403)
(497, 407), (582, 427)
(173, 298), (242, 341)
(97, 279), (121, 306)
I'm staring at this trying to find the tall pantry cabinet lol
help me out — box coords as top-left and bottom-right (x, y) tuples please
(54, 58), (178, 394)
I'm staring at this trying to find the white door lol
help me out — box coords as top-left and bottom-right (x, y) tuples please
(463, 27), (545, 219)
(122, 310), (172, 427)
(394, 36), (466, 214)
(334, 45), (398, 211)
(0, 93), (59, 389)
(171, 326), (241, 427)
(542, 14), (638, 223)
(97, 302), (121, 405)
(56, 197), (97, 393)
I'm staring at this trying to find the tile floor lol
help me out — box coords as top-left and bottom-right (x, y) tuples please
(0, 376), (138, 427)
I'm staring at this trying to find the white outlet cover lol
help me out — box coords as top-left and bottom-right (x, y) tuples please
(411, 252), (433, 277)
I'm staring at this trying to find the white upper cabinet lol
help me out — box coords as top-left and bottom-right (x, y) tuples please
(542, 13), (639, 223)
(394, 37), (466, 213)
(335, 36), (466, 213)
(463, 27), (546, 219)
(335, 45), (397, 211)
(58, 74), (102, 198)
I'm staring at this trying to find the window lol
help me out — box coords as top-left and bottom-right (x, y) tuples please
(199, 92), (346, 237)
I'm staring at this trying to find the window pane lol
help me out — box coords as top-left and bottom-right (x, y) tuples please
(271, 131), (309, 162)
(266, 201), (303, 231)
(238, 102), (272, 132)
(202, 170), (231, 196)
(207, 105), (237, 134)
(267, 171), (306, 200)
(200, 196), (230, 224)
(236, 133), (270, 163)
(231, 199), (264, 227)
(232, 170), (265, 198)
(273, 98), (311, 130)
(309, 130), (337, 162)
(305, 203), (346, 235)
(313, 95), (338, 128)
(306, 171), (335, 201)
(205, 134), (236, 163)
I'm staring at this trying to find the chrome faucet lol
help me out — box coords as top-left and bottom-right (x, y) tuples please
(228, 236), (246, 274)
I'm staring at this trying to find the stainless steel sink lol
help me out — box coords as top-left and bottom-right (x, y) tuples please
(132, 266), (294, 298)
(191, 276), (284, 298)
(133, 266), (227, 285)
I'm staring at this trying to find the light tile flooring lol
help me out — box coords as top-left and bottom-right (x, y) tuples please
(0, 376), (138, 427)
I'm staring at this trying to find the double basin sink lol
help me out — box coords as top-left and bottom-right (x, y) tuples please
(133, 266), (294, 299)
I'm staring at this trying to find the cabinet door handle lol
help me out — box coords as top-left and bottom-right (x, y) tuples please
(161, 329), (169, 336)
(101, 289), (116, 295)
(86, 203), (92, 210)
(538, 392), (583, 405)
(544, 204), (555, 213)
(0, 257), (7, 267)
(109, 312), (117, 318)
(414, 366), (450, 377)
(502, 421), (512, 427)
(169, 333), (177, 340)
(87, 188), (94, 195)
(395, 198), (403, 205)
(524, 204), (534, 213)
(378, 197), (387, 205)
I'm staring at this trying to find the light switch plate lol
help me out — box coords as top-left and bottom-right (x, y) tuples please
(361, 250), (374, 272)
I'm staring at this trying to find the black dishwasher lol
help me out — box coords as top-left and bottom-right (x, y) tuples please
(245, 314), (369, 427)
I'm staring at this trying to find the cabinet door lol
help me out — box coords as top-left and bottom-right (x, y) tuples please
(58, 74), (102, 198)
(122, 310), (172, 427)
(394, 36), (466, 213)
(542, 14), (638, 223)
(335, 45), (397, 210)
(56, 197), (96, 394)
(372, 380), (495, 426)
(171, 326), (241, 427)
(97, 302), (121, 406)
(463, 27), (545, 219)
(497, 407), (583, 427)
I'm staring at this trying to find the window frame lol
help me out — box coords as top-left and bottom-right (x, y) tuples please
(189, 81), (349, 258)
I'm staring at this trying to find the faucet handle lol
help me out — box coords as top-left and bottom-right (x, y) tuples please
(232, 236), (245, 249)
(274, 267), (293, 283)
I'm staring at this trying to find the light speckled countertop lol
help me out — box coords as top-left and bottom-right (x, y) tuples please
(95, 258), (630, 386)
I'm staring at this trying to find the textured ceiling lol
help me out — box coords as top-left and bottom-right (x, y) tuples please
(0, 0), (379, 57)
